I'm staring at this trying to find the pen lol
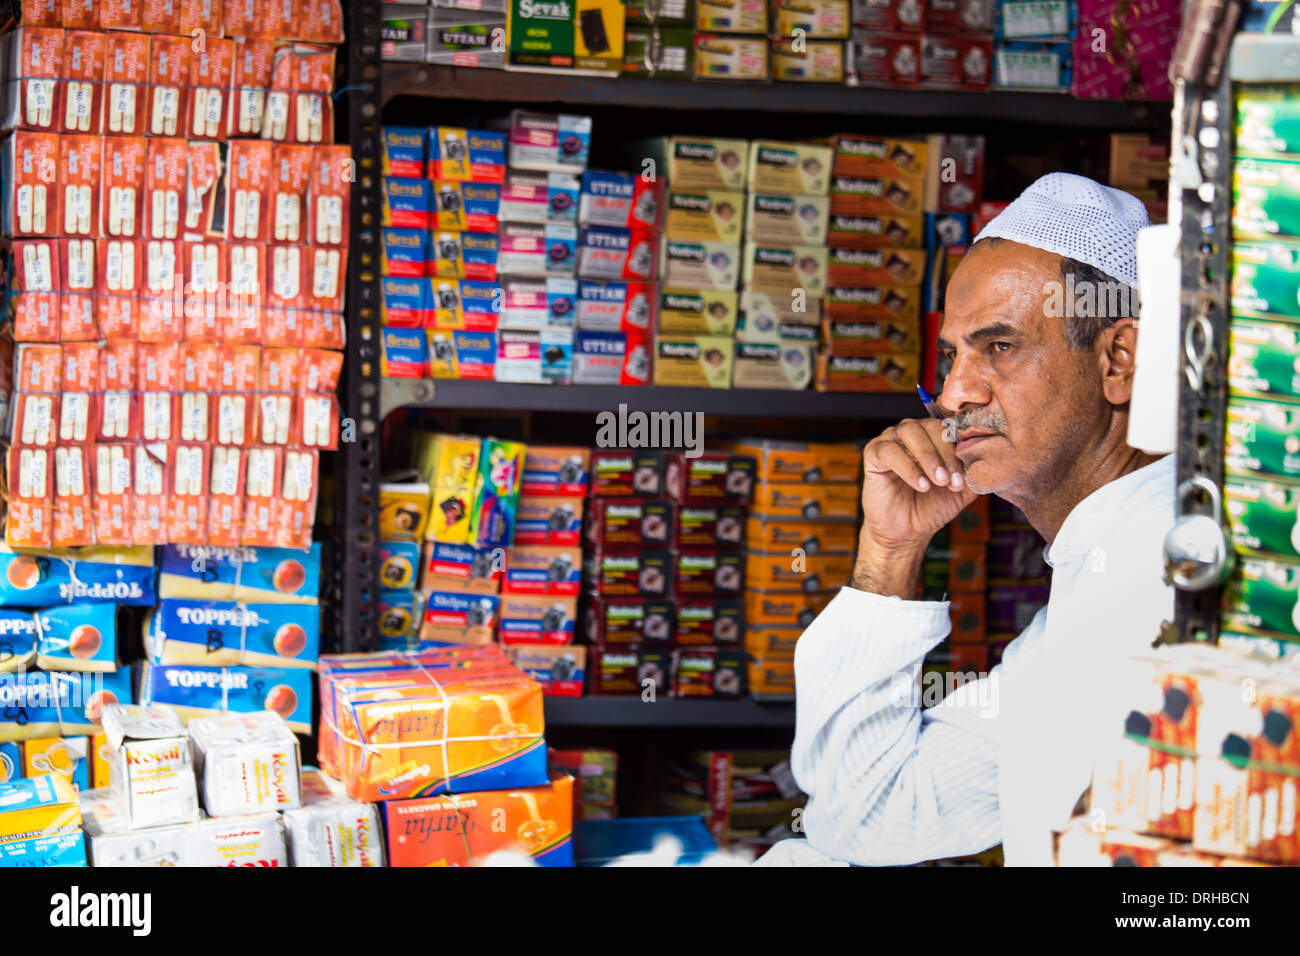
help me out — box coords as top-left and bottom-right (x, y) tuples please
(915, 383), (942, 420)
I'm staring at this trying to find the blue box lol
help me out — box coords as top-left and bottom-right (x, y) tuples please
(434, 181), (503, 232)
(157, 543), (323, 605)
(0, 669), (134, 742)
(139, 663), (314, 734)
(428, 127), (508, 183)
(382, 277), (433, 328)
(383, 127), (427, 178)
(145, 600), (321, 670)
(432, 230), (500, 281)
(378, 540), (422, 590)
(382, 227), (431, 277)
(428, 329), (498, 380)
(574, 816), (718, 867)
(0, 611), (37, 673)
(382, 327), (430, 378)
(384, 177), (434, 229)
(378, 588), (422, 642)
(0, 547), (155, 607)
(0, 743), (20, 782)
(35, 604), (118, 673)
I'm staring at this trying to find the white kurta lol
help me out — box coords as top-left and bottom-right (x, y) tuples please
(756, 454), (1176, 867)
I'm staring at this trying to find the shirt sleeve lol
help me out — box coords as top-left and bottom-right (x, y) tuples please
(789, 586), (1005, 865)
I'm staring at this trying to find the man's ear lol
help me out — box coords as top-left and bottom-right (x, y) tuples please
(1098, 316), (1139, 405)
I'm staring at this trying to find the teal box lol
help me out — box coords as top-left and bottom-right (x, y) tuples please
(139, 663), (314, 734)
(145, 600), (321, 670)
(1232, 239), (1300, 321)
(0, 669), (134, 742)
(1226, 475), (1300, 561)
(1222, 556), (1300, 642)
(157, 544), (322, 605)
(1226, 397), (1300, 482)
(382, 127), (427, 178)
(0, 610), (37, 673)
(0, 743), (19, 782)
(1229, 317), (1300, 399)
(1234, 157), (1300, 240)
(378, 540), (422, 590)
(35, 604), (118, 673)
(0, 547), (156, 607)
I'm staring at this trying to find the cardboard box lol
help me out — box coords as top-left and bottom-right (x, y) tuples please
(846, 29), (921, 87)
(506, 110), (592, 172)
(775, 0), (850, 36)
(827, 212), (924, 248)
(498, 593), (578, 644)
(436, 180), (503, 233)
(584, 549), (675, 596)
(745, 625), (801, 658)
(1224, 475), (1300, 562)
(660, 237), (741, 290)
(1228, 317), (1300, 400)
(21, 737), (91, 790)
(420, 541), (504, 594)
(514, 495), (584, 545)
(1234, 158), (1300, 241)
(674, 598), (743, 644)
(579, 170), (662, 229)
(623, 25), (695, 77)
(138, 663), (315, 733)
(670, 646), (746, 696)
(744, 241), (829, 296)
(826, 246), (925, 286)
(772, 39), (846, 82)
(34, 603), (119, 673)
(832, 133), (927, 180)
(83, 799), (287, 866)
(824, 284), (920, 322)
(673, 550), (745, 596)
(282, 771), (385, 867)
(576, 279), (658, 332)
(674, 504), (747, 549)
(658, 288), (739, 336)
(815, 351), (918, 391)
(1222, 556), (1300, 642)
(744, 588), (835, 627)
(499, 170), (579, 225)
(746, 192), (830, 245)
(577, 225), (659, 281)
(429, 329), (497, 379)
(188, 711), (302, 817)
(493, 329), (573, 384)
(0, 773), (86, 866)
(750, 481), (860, 519)
(693, 32), (772, 80)
(1232, 239), (1300, 321)
(428, 11), (507, 68)
(585, 596), (676, 644)
(100, 703), (201, 830)
(1226, 397), (1300, 483)
(653, 335), (735, 387)
(573, 330), (653, 384)
(822, 315), (921, 354)
(947, 591), (986, 643)
(748, 141), (834, 195)
(664, 189), (745, 242)
(428, 126), (507, 183)
(849, 0), (925, 30)
(920, 32), (992, 90)
(654, 135), (750, 190)
(733, 342), (815, 389)
(665, 452), (757, 506)
(508, 645), (586, 696)
(748, 657), (795, 696)
(924, 542), (987, 594)
(746, 515), (859, 552)
(586, 498), (674, 549)
(145, 600), (321, 670)
(696, 0), (768, 30)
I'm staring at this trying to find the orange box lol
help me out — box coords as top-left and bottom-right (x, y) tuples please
(225, 0), (263, 36)
(926, 542), (986, 594)
(90, 731), (111, 787)
(53, 442), (94, 547)
(951, 496), (990, 544)
(948, 592), (986, 644)
(100, 0), (143, 28)
(228, 140), (274, 242)
(261, 347), (302, 393)
(745, 550), (854, 592)
(295, 393), (338, 450)
(180, 341), (219, 444)
(62, 0), (99, 26)
(181, 0), (226, 36)
(300, 348), (343, 393)
(744, 626), (801, 659)
(744, 588), (833, 627)
(7, 445), (54, 548)
(728, 439), (861, 485)
(748, 658), (795, 697)
(138, 342), (180, 442)
(230, 38), (275, 139)
(815, 352), (918, 393)
(97, 236), (143, 339)
(144, 138), (187, 242)
(22, 0), (60, 26)
(826, 247), (926, 287)
(62, 30), (107, 135)
(242, 446), (283, 546)
(309, 144), (351, 246)
(147, 35), (191, 140)
(91, 442), (132, 545)
(59, 340), (97, 449)
(12, 239), (61, 341)
(263, 0), (299, 38)
(224, 243), (267, 342)
(383, 774), (574, 867)
(100, 136), (147, 238)
(143, 0), (182, 35)
(103, 32), (150, 134)
(11, 28), (63, 132)
(269, 45), (335, 145)
(8, 130), (59, 237)
(131, 443), (168, 544)
(98, 341), (139, 442)
(183, 240), (227, 342)
(267, 245), (305, 310)
(272, 144), (313, 244)
(745, 516), (858, 554)
(302, 308), (345, 349)
(301, 0), (345, 44)
(207, 444), (245, 546)
(97, 294), (138, 341)
(750, 482), (860, 520)
(12, 344), (61, 448)
(305, 246), (345, 313)
(277, 448), (318, 548)
(140, 242), (185, 344)
(16, 342), (63, 396)
(168, 440), (210, 544)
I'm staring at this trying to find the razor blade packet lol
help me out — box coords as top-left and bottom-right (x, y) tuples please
(145, 599), (321, 670)
(0, 545), (156, 607)
(316, 648), (549, 801)
(188, 710), (302, 817)
(158, 543), (323, 605)
(81, 795), (287, 867)
(99, 703), (203, 831)
(138, 662), (315, 734)
(282, 769), (385, 867)
(0, 667), (133, 742)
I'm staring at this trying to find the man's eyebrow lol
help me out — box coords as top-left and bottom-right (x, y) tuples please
(936, 322), (1022, 352)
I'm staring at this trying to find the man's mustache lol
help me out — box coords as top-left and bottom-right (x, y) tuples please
(948, 409), (1009, 433)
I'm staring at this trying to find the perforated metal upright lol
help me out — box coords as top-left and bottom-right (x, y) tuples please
(326, 0), (384, 653)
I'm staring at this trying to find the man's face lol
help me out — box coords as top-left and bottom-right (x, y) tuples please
(937, 241), (1109, 499)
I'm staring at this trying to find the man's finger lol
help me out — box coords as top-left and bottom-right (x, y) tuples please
(895, 419), (960, 488)
(869, 439), (932, 492)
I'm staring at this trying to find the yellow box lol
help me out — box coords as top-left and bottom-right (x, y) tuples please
(745, 515), (858, 553)
(414, 433), (483, 544)
(745, 550), (854, 591)
(748, 658), (795, 696)
(91, 732), (110, 789)
(380, 484), (432, 540)
(743, 241), (828, 296)
(575, 0), (626, 73)
(653, 336), (735, 388)
(21, 737), (90, 790)
(663, 136), (750, 191)
(744, 626), (802, 658)
(751, 482), (860, 519)
(658, 289), (739, 336)
(744, 588), (833, 627)
(664, 190), (747, 242)
(730, 439), (862, 484)
(771, 39), (845, 82)
(748, 140), (834, 196)
(0, 771), (84, 864)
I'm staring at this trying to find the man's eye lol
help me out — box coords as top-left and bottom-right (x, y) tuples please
(942, 350), (956, 361)
(992, 342), (1012, 353)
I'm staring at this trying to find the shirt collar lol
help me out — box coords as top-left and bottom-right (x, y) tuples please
(1041, 454), (1175, 569)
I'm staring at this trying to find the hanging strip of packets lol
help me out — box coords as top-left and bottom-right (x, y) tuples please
(1, 0), (351, 551)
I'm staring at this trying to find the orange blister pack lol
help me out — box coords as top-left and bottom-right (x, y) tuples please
(272, 144), (313, 243)
(264, 307), (303, 348)
(258, 348), (299, 446)
(184, 141), (224, 238)
(267, 44), (334, 144)
(223, 242), (267, 343)
(188, 38), (235, 140)
(61, 0), (98, 27)
(131, 442), (169, 544)
(53, 440), (95, 547)
(168, 440), (210, 544)
(58, 341), (96, 446)
(10, 28), (64, 132)
(242, 445), (283, 545)
(100, 0), (143, 28)
(309, 144), (350, 246)
(228, 140), (273, 241)
(207, 443), (244, 546)
(214, 345), (260, 446)
(181, 0), (227, 37)
(300, 348), (343, 393)
(12, 238), (61, 342)
(143, 0), (183, 34)
(59, 135), (101, 237)
(98, 341), (139, 442)
(267, 244), (305, 310)
(92, 441), (133, 545)
(295, 393), (338, 450)
(98, 238), (143, 340)
(22, 0), (60, 26)
(179, 341), (219, 444)
(305, 245), (345, 313)
(183, 240), (227, 342)
(147, 35), (191, 139)
(277, 448), (317, 548)
(9, 130), (59, 238)
(7, 444), (54, 548)
(101, 135), (147, 238)
(138, 342), (180, 442)
(62, 30), (107, 134)
(140, 237), (184, 343)
(144, 137), (187, 241)
(59, 237), (99, 341)
(230, 38), (274, 139)
(301, 0), (345, 44)
(11, 344), (62, 449)
(302, 308), (345, 350)
(104, 33), (150, 135)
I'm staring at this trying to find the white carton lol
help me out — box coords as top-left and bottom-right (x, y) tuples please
(282, 770), (385, 867)
(188, 711), (302, 817)
(101, 704), (201, 830)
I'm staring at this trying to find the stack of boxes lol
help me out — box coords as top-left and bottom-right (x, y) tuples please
(739, 139), (833, 390)
(583, 450), (753, 697)
(922, 498), (991, 679)
(992, 0), (1075, 93)
(820, 134), (927, 391)
(549, 746), (619, 819)
(1108, 132), (1169, 225)
(737, 439), (861, 696)
(985, 498), (1047, 665)
(847, 0), (993, 90)
(1224, 86), (1300, 658)
(657, 748), (806, 852)
(770, 0), (851, 85)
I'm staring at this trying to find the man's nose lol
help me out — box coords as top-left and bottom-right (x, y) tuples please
(938, 352), (992, 413)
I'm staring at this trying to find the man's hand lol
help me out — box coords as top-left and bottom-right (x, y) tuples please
(851, 417), (979, 598)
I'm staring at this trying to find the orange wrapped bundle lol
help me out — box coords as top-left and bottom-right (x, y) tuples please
(316, 648), (547, 800)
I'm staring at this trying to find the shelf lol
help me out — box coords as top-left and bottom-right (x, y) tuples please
(384, 64), (1169, 128)
(543, 695), (795, 728)
(381, 378), (919, 420)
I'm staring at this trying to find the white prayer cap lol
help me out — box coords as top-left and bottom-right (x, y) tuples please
(972, 172), (1150, 288)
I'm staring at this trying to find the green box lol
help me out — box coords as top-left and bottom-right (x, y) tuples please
(1236, 85), (1300, 159)
(1222, 555), (1300, 642)
(1229, 316), (1300, 400)
(1231, 239), (1300, 322)
(1233, 157), (1300, 241)
(623, 27), (695, 78)
(508, 0), (576, 68)
(1225, 475), (1300, 561)
(1226, 396), (1300, 482)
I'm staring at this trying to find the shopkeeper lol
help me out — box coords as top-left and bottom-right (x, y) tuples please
(758, 173), (1173, 868)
